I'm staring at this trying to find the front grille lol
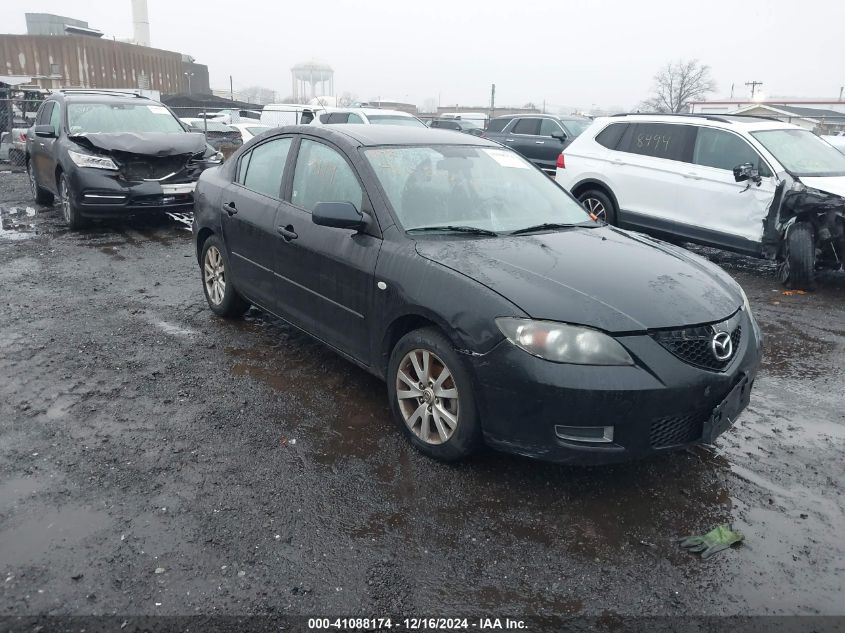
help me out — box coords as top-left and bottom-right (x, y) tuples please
(649, 410), (707, 448)
(120, 156), (191, 181)
(652, 315), (742, 371)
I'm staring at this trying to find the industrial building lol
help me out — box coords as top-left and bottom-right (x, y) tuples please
(0, 2), (209, 94)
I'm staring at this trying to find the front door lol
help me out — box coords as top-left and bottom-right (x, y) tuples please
(221, 136), (293, 306)
(33, 102), (58, 189)
(273, 137), (381, 362)
(676, 126), (776, 252)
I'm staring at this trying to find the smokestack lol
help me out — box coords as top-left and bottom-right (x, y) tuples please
(131, 0), (150, 46)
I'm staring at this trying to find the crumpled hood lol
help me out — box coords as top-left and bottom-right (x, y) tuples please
(800, 176), (845, 198)
(69, 132), (207, 157)
(415, 227), (743, 332)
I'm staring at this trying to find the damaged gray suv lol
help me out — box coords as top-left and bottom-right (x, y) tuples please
(25, 89), (223, 229)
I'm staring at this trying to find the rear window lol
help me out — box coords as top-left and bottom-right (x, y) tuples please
(512, 119), (541, 135)
(617, 123), (695, 162)
(486, 118), (511, 133)
(595, 123), (626, 149)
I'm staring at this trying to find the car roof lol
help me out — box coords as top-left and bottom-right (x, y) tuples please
(275, 124), (500, 147)
(605, 112), (800, 131)
(48, 91), (154, 105)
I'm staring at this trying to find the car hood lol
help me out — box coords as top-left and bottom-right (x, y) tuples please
(800, 176), (845, 198)
(68, 132), (207, 157)
(414, 227), (742, 332)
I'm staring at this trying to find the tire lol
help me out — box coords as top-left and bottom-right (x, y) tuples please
(779, 223), (816, 291)
(387, 327), (481, 461)
(27, 160), (54, 206)
(200, 235), (250, 317)
(59, 173), (87, 230)
(578, 189), (617, 225)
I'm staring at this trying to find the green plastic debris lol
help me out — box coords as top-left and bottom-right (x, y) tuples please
(679, 524), (744, 559)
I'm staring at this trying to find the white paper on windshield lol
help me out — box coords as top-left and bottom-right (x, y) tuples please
(482, 148), (529, 169)
(147, 105), (169, 115)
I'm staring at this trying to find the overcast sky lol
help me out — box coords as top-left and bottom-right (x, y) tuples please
(3, 0), (844, 110)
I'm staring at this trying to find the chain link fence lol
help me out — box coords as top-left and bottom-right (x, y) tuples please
(1, 99), (44, 170)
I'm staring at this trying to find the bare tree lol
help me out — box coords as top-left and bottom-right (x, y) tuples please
(337, 92), (358, 107)
(642, 59), (716, 113)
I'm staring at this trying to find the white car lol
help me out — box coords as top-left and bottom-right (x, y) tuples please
(228, 122), (273, 142)
(314, 108), (427, 127)
(555, 113), (845, 289)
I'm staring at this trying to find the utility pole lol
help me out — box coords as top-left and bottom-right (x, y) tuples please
(745, 80), (763, 98)
(840, 86), (844, 102)
(229, 75), (234, 102)
(490, 83), (495, 118)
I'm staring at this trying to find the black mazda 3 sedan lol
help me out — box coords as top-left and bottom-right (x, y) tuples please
(192, 125), (762, 464)
(25, 89), (223, 230)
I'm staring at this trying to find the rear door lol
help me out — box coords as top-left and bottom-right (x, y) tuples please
(608, 122), (695, 230)
(220, 135), (293, 306)
(678, 126), (776, 250)
(274, 137), (381, 362)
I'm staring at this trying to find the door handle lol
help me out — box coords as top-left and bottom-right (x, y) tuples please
(684, 172), (701, 180)
(535, 140), (545, 144)
(222, 201), (238, 215)
(612, 158), (624, 165)
(504, 138), (515, 142)
(277, 224), (298, 241)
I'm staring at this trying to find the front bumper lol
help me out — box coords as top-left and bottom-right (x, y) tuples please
(68, 168), (202, 217)
(469, 310), (762, 465)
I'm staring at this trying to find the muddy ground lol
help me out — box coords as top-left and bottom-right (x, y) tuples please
(0, 168), (843, 623)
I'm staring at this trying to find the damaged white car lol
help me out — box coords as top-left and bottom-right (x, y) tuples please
(556, 114), (845, 289)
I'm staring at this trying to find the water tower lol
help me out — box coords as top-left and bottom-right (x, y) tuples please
(291, 60), (333, 102)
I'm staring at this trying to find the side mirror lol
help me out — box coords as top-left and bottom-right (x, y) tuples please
(34, 124), (56, 138)
(312, 201), (365, 230)
(551, 130), (568, 142)
(733, 162), (761, 184)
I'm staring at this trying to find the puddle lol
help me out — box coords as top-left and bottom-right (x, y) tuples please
(0, 477), (43, 508)
(0, 206), (39, 241)
(0, 505), (111, 567)
(761, 320), (833, 379)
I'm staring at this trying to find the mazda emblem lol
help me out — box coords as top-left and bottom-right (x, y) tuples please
(711, 331), (733, 361)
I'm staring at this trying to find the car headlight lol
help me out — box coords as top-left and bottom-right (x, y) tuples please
(495, 318), (633, 365)
(67, 149), (118, 170)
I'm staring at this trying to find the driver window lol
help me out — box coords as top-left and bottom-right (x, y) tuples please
(693, 127), (772, 177)
(539, 119), (563, 138)
(49, 103), (61, 136)
(291, 139), (363, 212)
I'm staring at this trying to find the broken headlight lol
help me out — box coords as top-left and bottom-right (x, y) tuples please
(68, 149), (118, 171)
(495, 318), (633, 365)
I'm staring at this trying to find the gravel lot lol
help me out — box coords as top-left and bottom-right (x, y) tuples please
(1, 168), (843, 623)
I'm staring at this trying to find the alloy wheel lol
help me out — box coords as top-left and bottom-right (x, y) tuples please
(395, 349), (459, 445)
(204, 246), (226, 305)
(60, 179), (71, 223)
(27, 162), (37, 198)
(582, 197), (606, 222)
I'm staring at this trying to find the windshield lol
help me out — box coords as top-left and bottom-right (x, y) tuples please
(366, 115), (426, 128)
(561, 119), (591, 136)
(751, 129), (845, 177)
(364, 145), (592, 233)
(67, 103), (185, 134)
(190, 121), (233, 133)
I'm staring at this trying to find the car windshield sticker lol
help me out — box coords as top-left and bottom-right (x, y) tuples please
(482, 148), (529, 169)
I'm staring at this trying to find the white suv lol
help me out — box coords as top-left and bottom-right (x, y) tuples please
(556, 113), (845, 289)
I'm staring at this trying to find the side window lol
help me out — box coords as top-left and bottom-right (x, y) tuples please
(241, 137), (292, 198)
(36, 102), (54, 126)
(347, 113), (364, 124)
(512, 118), (541, 135)
(618, 123), (695, 162)
(236, 151), (252, 184)
(693, 127), (772, 177)
(327, 112), (349, 124)
(291, 139), (363, 212)
(595, 123), (627, 149)
(486, 118), (511, 133)
(49, 103), (61, 136)
(539, 118), (563, 137)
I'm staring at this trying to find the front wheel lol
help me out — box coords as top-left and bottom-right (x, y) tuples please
(779, 223), (816, 291)
(387, 328), (481, 461)
(200, 235), (250, 317)
(59, 174), (87, 230)
(578, 189), (617, 225)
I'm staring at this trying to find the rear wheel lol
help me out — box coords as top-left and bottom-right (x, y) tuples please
(387, 328), (481, 462)
(59, 174), (87, 230)
(578, 189), (617, 225)
(200, 235), (250, 317)
(27, 160), (54, 206)
(779, 223), (816, 291)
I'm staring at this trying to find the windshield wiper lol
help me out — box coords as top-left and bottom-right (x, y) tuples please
(407, 225), (499, 236)
(509, 222), (595, 235)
